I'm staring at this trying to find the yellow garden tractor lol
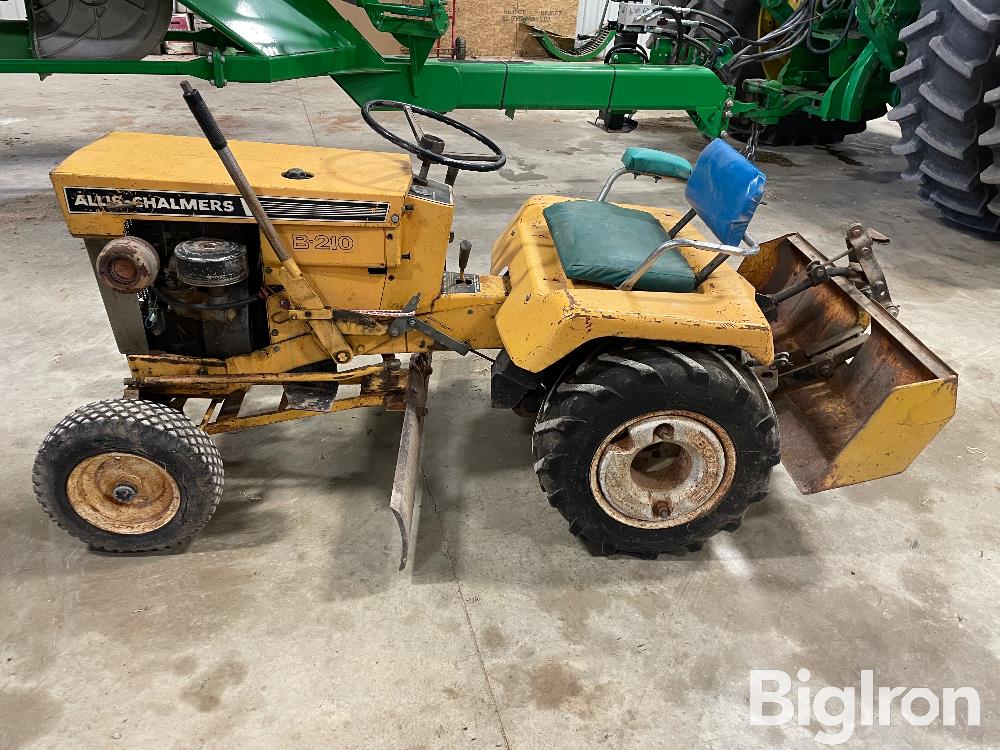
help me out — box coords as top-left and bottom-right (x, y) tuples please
(33, 84), (957, 567)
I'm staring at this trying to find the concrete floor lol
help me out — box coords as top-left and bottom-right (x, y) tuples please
(1, 73), (998, 749)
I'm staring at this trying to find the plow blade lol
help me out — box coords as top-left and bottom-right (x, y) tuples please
(740, 234), (957, 494)
(390, 353), (433, 570)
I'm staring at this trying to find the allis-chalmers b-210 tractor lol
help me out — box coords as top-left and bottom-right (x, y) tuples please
(32, 84), (956, 567)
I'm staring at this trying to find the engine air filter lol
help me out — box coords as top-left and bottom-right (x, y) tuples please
(174, 239), (248, 288)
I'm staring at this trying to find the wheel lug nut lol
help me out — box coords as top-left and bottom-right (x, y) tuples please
(112, 484), (138, 503)
(654, 424), (674, 440)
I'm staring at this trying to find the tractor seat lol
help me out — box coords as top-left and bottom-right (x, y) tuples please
(543, 200), (696, 292)
(543, 139), (766, 293)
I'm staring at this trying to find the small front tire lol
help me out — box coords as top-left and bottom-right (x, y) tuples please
(32, 399), (224, 552)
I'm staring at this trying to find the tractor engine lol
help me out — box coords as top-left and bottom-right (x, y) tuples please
(87, 220), (269, 360)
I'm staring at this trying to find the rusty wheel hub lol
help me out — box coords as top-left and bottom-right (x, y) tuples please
(590, 411), (736, 529)
(66, 453), (180, 534)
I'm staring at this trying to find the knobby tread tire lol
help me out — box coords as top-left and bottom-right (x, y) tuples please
(531, 344), (780, 558)
(980, 40), (1000, 215)
(685, 0), (759, 33)
(731, 111), (875, 147)
(889, 0), (1000, 233)
(32, 399), (224, 552)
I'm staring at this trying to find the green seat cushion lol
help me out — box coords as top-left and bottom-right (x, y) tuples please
(621, 147), (693, 180)
(542, 200), (696, 293)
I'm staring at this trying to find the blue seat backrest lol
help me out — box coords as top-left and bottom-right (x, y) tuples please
(684, 139), (766, 247)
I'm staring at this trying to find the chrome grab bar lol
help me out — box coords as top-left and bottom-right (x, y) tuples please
(597, 166), (685, 202)
(597, 167), (630, 201)
(617, 233), (759, 291)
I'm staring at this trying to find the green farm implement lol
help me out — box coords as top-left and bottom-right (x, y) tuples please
(534, 0), (1000, 234)
(0, 0), (731, 135)
(2, 0), (1000, 232)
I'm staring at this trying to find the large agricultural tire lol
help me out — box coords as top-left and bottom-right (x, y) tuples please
(686, 0), (873, 145)
(28, 0), (173, 60)
(982, 63), (1000, 216)
(685, 0), (759, 41)
(729, 109), (878, 147)
(889, 0), (1000, 233)
(532, 345), (780, 559)
(33, 400), (224, 552)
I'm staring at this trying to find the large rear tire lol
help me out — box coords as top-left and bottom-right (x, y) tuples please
(730, 111), (875, 147)
(685, 0), (758, 39)
(889, 0), (1000, 234)
(532, 345), (780, 558)
(28, 0), (173, 60)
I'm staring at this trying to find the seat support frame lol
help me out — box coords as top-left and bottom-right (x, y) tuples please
(617, 229), (759, 292)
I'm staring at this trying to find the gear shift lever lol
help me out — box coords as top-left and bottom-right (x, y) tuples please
(458, 240), (472, 284)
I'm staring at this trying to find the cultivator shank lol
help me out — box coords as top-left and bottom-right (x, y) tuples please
(390, 353), (433, 570)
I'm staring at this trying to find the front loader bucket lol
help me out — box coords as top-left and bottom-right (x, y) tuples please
(739, 234), (957, 494)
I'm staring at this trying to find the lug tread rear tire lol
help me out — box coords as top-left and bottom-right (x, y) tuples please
(32, 400), (224, 552)
(732, 111), (874, 147)
(684, 0), (758, 31)
(890, 0), (1000, 233)
(980, 48), (1000, 214)
(532, 345), (779, 558)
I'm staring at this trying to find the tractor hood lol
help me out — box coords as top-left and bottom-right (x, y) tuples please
(51, 131), (414, 236)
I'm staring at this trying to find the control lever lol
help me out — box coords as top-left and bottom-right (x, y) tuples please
(181, 81), (301, 279)
(458, 239), (472, 284)
(181, 81), (353, 362)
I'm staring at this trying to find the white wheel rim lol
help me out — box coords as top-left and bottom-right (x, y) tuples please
(590, 411), (736, 529)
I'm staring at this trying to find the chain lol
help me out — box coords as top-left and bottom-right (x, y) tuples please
(742, 121), (762, 163)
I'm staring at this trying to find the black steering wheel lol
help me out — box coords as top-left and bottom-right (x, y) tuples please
(361, 100), (506, 173)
